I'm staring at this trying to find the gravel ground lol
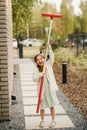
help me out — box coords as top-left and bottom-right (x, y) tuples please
(0, 64), (26, 130)
(0, 61), (87, 130)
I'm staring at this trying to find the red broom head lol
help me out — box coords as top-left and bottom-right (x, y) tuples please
(42, 12), (63, 19)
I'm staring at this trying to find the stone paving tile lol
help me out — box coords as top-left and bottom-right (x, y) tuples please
(22, 91), (37, 97)
(21, 85), (37, 91)
(21, 78), (33, 81)
(23, 97), (37, 105)
(20, 69), (33, 71)
(21, 81), (36, 84)
(20, 73), (33, 76)
(24, 105), (66, 116)
(20, 73), (33, 75)
(20, 71), (32, 73)
(21, 70), (33, 72)
(21, 82), (37, 86)
(20, 71), (34, 73)
(20, 75), (33, 78)
(20, 68), (33, 70)
(20, 63), (34, 66)
(25, 115), (75, 130)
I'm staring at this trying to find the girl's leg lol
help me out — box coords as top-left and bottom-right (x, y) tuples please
(40, 109), (45, 120)
(39, 109), (45, 128)
(49, 107), (56, 128)
(50, 107), (55, 120)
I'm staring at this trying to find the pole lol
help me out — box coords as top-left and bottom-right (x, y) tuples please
(27, 23), (29, 38)
(62, 62), (67, 83)
(45, 19), (53, 62)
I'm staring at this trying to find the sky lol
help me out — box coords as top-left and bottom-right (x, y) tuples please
(41, 0), (82, 15)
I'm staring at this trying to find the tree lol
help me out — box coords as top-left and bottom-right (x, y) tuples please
(12, 0), (34, 39)
(74, 15), (81, 33)
(80, 0), (87, 32)
(41, 2), (58, 40)
(30, 2), (58, 40)
(60, 0), (75, 38)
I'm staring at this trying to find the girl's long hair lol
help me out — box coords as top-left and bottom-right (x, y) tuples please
(34, 54), (45, 72)
(37, 65), (43, 72)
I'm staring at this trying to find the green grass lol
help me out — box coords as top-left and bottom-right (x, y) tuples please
(14, 46), (87, 72)
(14, 46), (41, 58)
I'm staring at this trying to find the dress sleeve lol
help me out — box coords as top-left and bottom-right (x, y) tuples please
(46, 44), (54, 65)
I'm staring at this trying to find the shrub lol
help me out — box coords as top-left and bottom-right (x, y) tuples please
(54, 47), (87, 72)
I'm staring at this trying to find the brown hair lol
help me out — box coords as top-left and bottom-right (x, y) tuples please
(34, 54), (45, 72)
(34, 54), (45, 62)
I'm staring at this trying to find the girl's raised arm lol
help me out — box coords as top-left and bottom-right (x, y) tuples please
(46, 43), (54, 65)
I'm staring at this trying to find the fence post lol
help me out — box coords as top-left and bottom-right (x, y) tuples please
(82, 32), (85, 51)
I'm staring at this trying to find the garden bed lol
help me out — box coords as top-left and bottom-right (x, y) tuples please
(53, 63), (87, 120)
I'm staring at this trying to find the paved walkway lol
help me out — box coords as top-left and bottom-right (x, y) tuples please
(18, 58), (75, 130)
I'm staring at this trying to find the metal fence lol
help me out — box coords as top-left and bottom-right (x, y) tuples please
(68, 32), (87, 54)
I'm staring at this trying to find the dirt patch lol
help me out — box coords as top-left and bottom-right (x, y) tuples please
(53, 63), (87, 120)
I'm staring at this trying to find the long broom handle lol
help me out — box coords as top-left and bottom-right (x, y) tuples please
(45, 19), (53, 62)
(36, 76), (44, 113)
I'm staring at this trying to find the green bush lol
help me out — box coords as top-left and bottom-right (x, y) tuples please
(54, 47), (87, 71)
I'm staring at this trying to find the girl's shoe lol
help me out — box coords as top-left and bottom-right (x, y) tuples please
(39, 120), (45, 128)
(49, 120), (56, 128)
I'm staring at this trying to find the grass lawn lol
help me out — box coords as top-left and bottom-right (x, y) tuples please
(13, 46), (41, 58)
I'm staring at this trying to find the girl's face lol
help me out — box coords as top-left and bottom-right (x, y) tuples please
(36, 55), (45, 67)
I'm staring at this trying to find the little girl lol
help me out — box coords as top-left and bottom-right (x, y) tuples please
(33, 43), (59, 128)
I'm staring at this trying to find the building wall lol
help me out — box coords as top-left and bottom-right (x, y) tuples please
(0, 0), (13, 120)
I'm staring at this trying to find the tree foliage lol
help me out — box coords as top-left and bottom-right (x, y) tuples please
(60, 0), (75, 38)
(12, 0), (34, 39)
(12, 0), (87, 41)
(80, 0), (87, 32)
